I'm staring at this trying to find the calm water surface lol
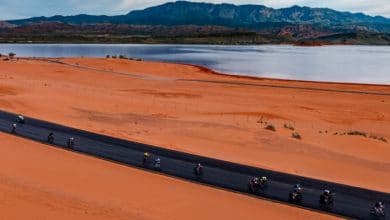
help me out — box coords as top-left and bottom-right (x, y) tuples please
(0, 44), (389, 84)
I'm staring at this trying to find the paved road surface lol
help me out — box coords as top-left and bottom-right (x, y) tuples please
(0, 110), (388, 219)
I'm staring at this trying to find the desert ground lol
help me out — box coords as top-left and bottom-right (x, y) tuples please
(0, 57), (389, 197)
(0, 132), (340, 219)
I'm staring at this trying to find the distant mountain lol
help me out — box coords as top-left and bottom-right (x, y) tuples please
(0, 21), (16, 28)
(7, 1), (390, 30)
(2, 1), (390, 45)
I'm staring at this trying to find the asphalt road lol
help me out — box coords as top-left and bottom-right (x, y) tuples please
(0, 110), (388, 219)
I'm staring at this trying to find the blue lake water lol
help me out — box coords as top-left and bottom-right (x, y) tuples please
(0, 44), (389, 84)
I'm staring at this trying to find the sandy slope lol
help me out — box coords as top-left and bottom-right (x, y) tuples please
(0, 133), (338, 220)
(0, 57), (389, 192)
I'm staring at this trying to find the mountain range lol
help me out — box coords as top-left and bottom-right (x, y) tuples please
(1, 1), (390, 44)
(7, 1), (390, 27)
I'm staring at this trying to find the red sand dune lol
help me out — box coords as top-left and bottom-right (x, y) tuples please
(0, 57), (389, 193)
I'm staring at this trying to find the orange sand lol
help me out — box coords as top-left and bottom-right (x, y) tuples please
(0, 57), (389, 192)
(0, 133), (338, 220)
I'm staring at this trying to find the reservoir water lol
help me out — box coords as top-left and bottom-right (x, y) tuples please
(0, 44), (389, 84)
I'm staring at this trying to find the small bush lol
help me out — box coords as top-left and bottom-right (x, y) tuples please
(284, 124), (294, 130)
(8, 52), (16, 58)
(106, 55), (110, 58)
(112, 55), (117, 59)
(119, 55), (128, 59)
(136, 58), (143, 61)
(347, 131), (367, 137)
(265, 124), (276, 132)
(292, 132), (302, 140)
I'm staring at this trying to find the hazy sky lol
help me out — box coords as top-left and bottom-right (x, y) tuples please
(1, 0), (389, 20)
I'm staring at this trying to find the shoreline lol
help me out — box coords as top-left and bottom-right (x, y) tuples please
(182, 62), (390, 87)
(1, 41), (390, 46)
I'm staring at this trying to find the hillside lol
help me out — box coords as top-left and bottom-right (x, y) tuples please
(2, 1), (390, 44)
(305, 32), (390, 45)
(7, 1), (390, 31)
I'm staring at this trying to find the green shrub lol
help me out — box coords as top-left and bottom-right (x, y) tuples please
(8, 52), (16, 58)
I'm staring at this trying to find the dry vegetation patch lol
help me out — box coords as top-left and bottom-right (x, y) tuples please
(283, 124), (295, 131)
(265, 124), (276, 132)
(292, 132), (302, 140)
